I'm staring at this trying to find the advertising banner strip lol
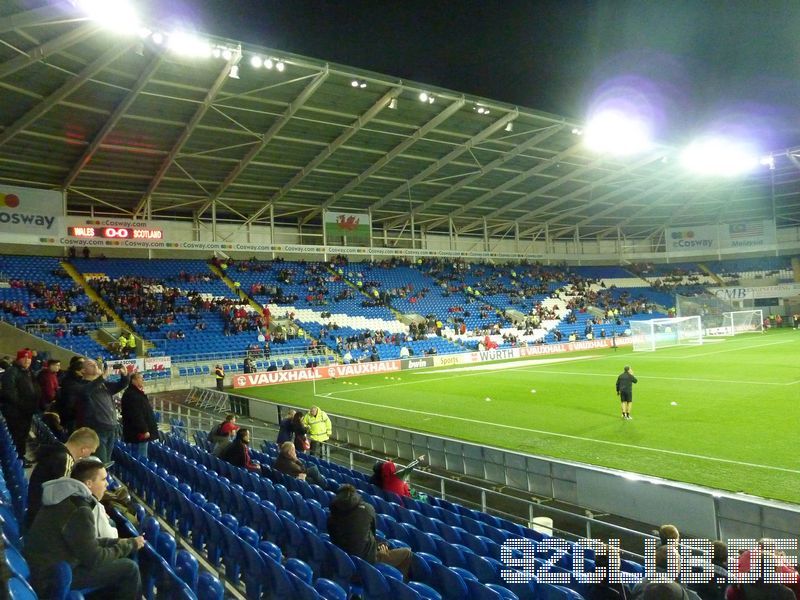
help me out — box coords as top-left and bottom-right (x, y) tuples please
(708, 283), (800, 300)
(234, 337), (635, 389)
(233, 359), (401, 389)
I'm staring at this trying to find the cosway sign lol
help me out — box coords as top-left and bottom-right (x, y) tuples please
(0, 185), (62, 235)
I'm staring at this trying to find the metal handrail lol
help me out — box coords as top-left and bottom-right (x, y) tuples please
(153, 388), (656, 560)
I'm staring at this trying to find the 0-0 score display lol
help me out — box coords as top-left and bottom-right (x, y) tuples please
(67, 226), (163, 240)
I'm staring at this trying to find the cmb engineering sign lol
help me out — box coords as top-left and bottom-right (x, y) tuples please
(708, 283), (800, 300)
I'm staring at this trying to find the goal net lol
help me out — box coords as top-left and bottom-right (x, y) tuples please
(630, 316), (704, 352)
(723, 309), (764, 335)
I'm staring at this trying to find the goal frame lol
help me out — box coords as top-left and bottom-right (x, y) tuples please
(630, 315), (704, 352)
(722, 309), (764, 335)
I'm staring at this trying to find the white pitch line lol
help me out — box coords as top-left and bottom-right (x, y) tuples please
(633, 338), (797, 360)
(320, 393), (800, 475)
(512, 369), (795, 387)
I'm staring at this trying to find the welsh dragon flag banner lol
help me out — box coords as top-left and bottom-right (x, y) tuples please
(323, 211), (370, 239)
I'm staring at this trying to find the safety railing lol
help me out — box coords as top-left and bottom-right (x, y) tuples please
(158, 387), (657, 561)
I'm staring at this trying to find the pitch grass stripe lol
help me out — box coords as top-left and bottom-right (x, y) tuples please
(317, 391), (800, 476)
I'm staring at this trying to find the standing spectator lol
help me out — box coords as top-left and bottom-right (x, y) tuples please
(220, 428), (260, 472)
(616, 365), (638, 420)
(37, 359), (61, 412)
(327, 484), (412, 578)
(26, 427), (100, 528)
(78, 360), (130, 463)
(209, 413), (239, 456)
(291, 411), (309, 454)
(302, 406), (332, 458)
(276, 409), (296, 444)
(273, 441), (327, 487)
(214, 364), (224, 391)
(24, 461), (143, 599)
(56, 356), (84, 433)
(0, 349), (38, 465)
(120, 372), (158, 458)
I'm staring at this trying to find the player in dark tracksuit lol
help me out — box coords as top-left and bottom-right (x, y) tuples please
(616, 365), (638, 420)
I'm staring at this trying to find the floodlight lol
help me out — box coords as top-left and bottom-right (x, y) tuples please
(222, 48), (233, 60)
(419, 92), (429, 103)
(211, 48), (221, 59)
(571, 128), (583, 135)
(275, 61), (285, 72)
(760, 155), (775, 170)
(584, 111), (651, 155)
(264, 58), (274, 69)
(680, 138), (759, 176)
(351, 80), (359, 87)
(77, 0), (141, 35)
(168, 32), (212, 58)
(151, 32), (164, 45)
(137, 27), (152, 39)
(251, 56), (263, 68)
(360, 81), (367, 89)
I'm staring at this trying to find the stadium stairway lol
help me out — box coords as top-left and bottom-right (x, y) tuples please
(59, 260), (129, 331)
(696, 264), (725, 286)
(208, 262), (266, 317)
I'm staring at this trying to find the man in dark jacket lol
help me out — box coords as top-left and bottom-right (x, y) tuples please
(56, 356), (84, 433)
(273, 441), (326, 487)
(276, 409), (296, 444)
(37, 359), (61, 411)
(327, 484), (412, 578)
(120, 372), (158, 458)
(616, 365), (638, 420)
(220, 428), (260, 472)
(78, 360), (130, 463)
(24, 460), (144, 599)
(1, 349), (39, 465)
(26, 427), (99, 528)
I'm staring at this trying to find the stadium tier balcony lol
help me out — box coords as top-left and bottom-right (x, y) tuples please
(0, 255), (109, 358)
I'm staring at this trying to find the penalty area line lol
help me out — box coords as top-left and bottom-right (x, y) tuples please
(320, 393), (800, 475)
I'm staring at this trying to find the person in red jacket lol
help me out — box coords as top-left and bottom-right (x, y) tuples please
(379, 456), (425, 498)
(38, 359), (61, 411)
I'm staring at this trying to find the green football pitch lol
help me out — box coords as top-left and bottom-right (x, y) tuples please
(238, 328), (800, 504)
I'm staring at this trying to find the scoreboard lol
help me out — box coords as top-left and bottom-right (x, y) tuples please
(67, 226), (163, 240)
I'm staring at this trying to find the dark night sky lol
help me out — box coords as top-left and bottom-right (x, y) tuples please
(138, 0), (800, 151)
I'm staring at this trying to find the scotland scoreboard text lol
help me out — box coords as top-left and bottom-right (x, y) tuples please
(501, 539), (800, 584)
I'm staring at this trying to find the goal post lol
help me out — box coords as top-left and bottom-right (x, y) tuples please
(630, 316), (704, 352)
(723, 309), (764, 335)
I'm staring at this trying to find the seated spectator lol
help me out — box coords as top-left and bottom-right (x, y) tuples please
(24, 460), (144, 599)
(220, 428), (261, 472)
(328, 484), (412, 579)
(728, 539), (800, 600)
(378, 456), (424, 498)
(276, 409), (296, 445)
(73, 457), (119, 539)
(209, 414), (239, 456)
(273, 441), (326, 487)
(26, 427), (100, 528)
(658, 524), (680, 546)
(689, 540), (728, 600)
(632, 545), (702, 600)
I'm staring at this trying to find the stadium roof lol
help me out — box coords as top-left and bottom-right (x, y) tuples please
(1, 1), (799, 241)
